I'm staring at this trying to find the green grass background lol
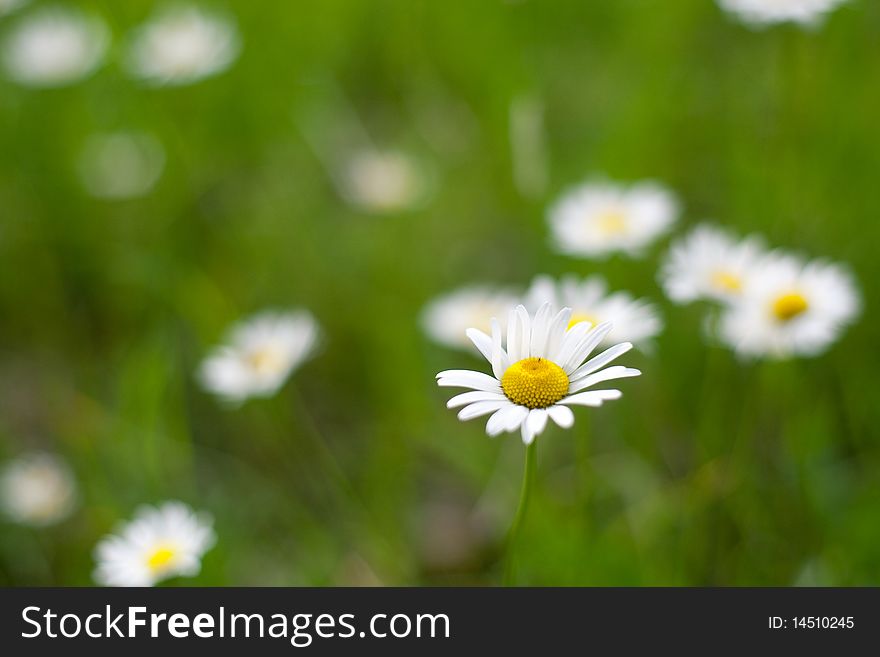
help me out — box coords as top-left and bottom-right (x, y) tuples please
(1, 0), (878, 585)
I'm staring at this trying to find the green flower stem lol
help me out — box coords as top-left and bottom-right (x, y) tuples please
(503, 439), (538, 586)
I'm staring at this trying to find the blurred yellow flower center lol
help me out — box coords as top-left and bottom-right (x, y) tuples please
(596, 209), (628, 235)
(568, 312), (599, 330)
(772, 292), (809, 322)
(501, 357), (569, 409)
(246, 346), (285, 374)
(146, 546), (177, 572)
(711, 270), (742, 293)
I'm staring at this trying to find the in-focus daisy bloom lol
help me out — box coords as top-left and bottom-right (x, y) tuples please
(659, 224), (766, 304)
(199, 310), (319, 404)
(2, 7), (108, 87)
(93, 501), (215, 587)
(124, 5), (240, 86)
(717, 0), (849, 27)
(524, 274), (663, 348)
(421, 285), (519, 352)
(437, 303), (641, 444)
(77, 132), (165, 200)
(0, 452), (76, 527)
(341, 149), (430, 214)
(548, 180), (679, 258)
(718, 253), (860, 358)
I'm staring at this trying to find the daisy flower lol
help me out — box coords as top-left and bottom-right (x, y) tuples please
(717, 0), (849, 27)
(341, 149), (430, 214)
(2, 6), (108, 87)
(124, 5), (240, 87)
(199, 310), (319, 404)
(548, 180), (679, 258)
(77, 131), (165, 200)
(524, 275), (663, 349)
(93, 501), (215, 587)
(659, 224), (766, 304)
(437, 303), (641, 444)
(717, 252), (860, 358)
(421, 285), (519, 352)
(0, 452), (76, 527)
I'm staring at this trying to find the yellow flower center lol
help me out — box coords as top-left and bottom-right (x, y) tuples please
(710, 270), (742, 293)
(501, 357), (569, 409)
(596, 209), (628, 235)
(772, 292), (809, 322)
(567, 312), (599, 330)
(146, 546), (177, 572)
(246, 346), (285, 375)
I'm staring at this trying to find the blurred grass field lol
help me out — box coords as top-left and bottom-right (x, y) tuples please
(1, 0), (879, 585)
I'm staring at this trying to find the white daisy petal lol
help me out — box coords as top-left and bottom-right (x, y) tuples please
(506, 308), (521, 363)
(446, 391), (508, 409)
(457, 400), (510, 421)
(526, 408), (549, 436)
(515, 305), (531, 359)
(529, 302), (554, 358)
(547, 405), (574, 428)
(544, 307), (573, 363)
(562, 321), (614, 373)
(568, 366), (641, 394)
(560, 389), (623, 407)
(486, 404), (529, 437)
(490, 317), (507, 380)
(437, 370), (503, 392)
(570, 342), (633, 381)
(465, 328), (494, 364)
(554, 320), (594, 369)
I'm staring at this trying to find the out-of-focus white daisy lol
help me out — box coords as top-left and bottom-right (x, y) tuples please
(93, 501), (215, 587)
(659, 224), (766, 304)
(717, 0), (849, 27)
(718, 252), (860, 358)
(437, 303), (641, 444)
(199, 310), (319, 404)
(0, 452), (76, 527)
(124, 5), (240, 86)
(77, 132), (165, 200)
(0, 0), (28, 19)
(524, 275), (663, 349)
(548, 180), (679, 258)
(340, 149), (431, 214)
(421, 285), (519, 353)
(2, 7), (108, 87)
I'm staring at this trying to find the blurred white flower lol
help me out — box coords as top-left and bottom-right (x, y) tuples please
(341, 149), (430, 214)
(421, 285), (519, 352)
(93, 501), (215, 587)
(0, 0), (28, 19)
(124, 5), (240, 86)
(659, 224), (766, 304)
(0, 452), (76, 527)
(718, 252), (860, 358)
(718, 0), (849, 27)
(77, 132), (165, 200)
(199, 310), (319, 404)
(548, 180), (679, 258)
(2, 7), (108, 87)
(437, 303), (641, 444)
(524, 274), (663, 349)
